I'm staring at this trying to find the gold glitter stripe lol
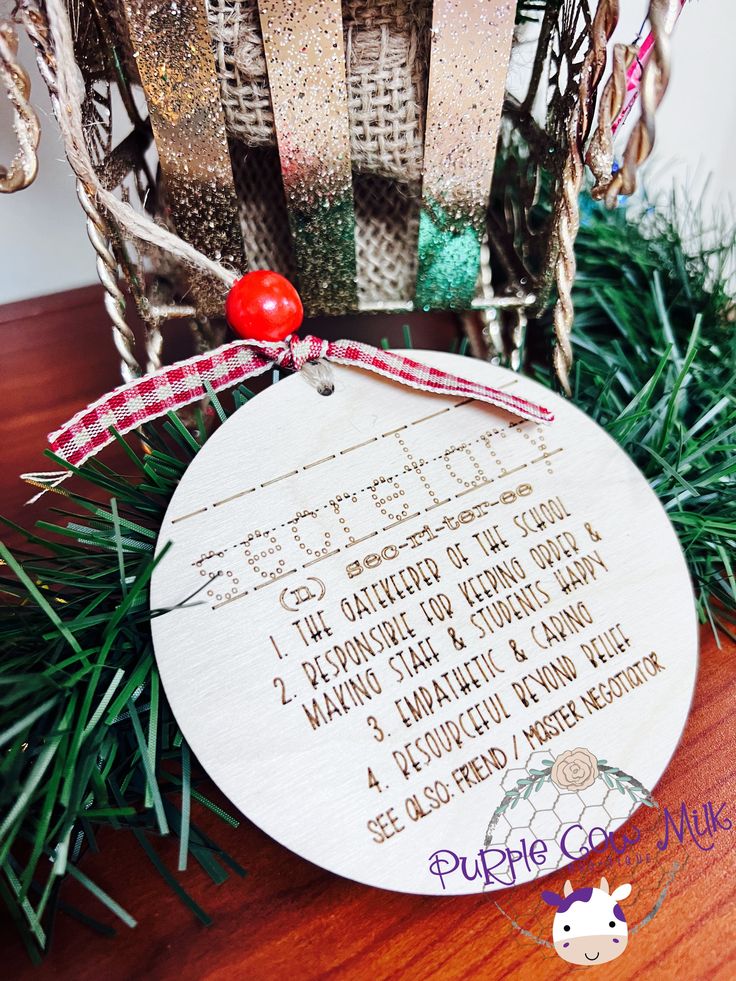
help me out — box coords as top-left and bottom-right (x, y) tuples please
(258, 0), (358, 315)
(120, 0), (244, 314)
(415, 1), (517, 310)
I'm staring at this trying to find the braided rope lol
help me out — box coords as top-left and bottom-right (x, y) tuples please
(586, 42), (635, 200)
(77, 181), (141, 381)
(552, 0), (620, 395)
(16, 4), (56, 133)
(552, 143), (583, 396)
(0, 20), (40, 193)
(604, 0), (678, 203)
(140, 292), (164, 376)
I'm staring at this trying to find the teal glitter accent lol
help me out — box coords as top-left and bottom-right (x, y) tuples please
(415, 197), (482, 310)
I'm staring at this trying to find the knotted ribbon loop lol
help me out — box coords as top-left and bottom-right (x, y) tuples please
(48, 334), (554, 469)
(267, 334), (330, 371)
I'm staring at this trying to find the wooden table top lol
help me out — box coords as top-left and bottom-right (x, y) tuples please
(2, 288), (734, 980)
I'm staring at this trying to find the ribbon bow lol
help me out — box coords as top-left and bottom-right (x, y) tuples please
(48, 334), (554, 469)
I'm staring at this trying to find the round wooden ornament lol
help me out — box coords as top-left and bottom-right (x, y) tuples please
(150, 351), (698, 895)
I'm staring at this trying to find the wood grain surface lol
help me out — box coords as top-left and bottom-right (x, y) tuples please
(1, 288), (734, 980)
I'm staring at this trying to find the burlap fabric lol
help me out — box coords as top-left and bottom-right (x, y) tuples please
(206, 0), (432, 306)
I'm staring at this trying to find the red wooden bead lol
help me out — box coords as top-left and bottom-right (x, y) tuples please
(225, 270), (304, 342)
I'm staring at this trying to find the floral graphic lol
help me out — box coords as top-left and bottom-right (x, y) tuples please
(551, 748), (599, 791)
(483, 748), (655, 884)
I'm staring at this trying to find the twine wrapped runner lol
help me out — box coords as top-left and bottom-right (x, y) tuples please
(49, 334), (554, 468)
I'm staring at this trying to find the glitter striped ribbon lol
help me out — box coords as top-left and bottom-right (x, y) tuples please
(49, 335), (554, 467)
(415, 0), (518, 310)
(258, 0), (358, 315)
(120, 0), (244, 313)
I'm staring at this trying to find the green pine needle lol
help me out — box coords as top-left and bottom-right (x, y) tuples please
(1, 412), (244, 953)
(538, 194), (736, 641)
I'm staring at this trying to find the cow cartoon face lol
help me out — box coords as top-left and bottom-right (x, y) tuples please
(542, 877), (632, 966)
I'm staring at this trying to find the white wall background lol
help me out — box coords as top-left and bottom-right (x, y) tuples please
(1, 0), (734, 305)
(1, 28), (92, 303)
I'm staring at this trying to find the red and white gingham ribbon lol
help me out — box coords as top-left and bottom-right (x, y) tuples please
(49, 335), (554, 467)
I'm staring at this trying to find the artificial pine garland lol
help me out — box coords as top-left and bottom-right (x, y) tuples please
(1, 193), (734, 958)
(546, 193), (735, 635)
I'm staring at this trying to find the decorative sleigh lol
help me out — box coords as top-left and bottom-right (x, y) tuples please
(2, 0), (681, 389)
